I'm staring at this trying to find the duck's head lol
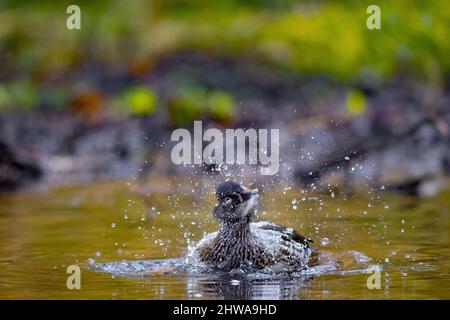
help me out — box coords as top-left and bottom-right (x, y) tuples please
(213, 181), (259, 223)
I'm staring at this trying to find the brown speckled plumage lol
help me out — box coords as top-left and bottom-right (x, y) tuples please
(194, 182), (312, 272)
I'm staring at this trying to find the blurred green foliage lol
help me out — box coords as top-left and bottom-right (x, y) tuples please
(346, 89), (366, 115)
(208, 91), (235, 121)
(0, 81), (38, 110)
(0, 0), (448, 120)
(124, 87), (157, 116)
(169, 85), (235, 124)
(169, 86), (207, 124)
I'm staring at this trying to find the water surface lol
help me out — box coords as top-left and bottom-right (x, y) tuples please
(0, 179), (449, 299)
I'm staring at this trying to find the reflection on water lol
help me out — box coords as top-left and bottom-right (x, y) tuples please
(185, 273), (312, 300)
(88, 251), (376, 299)
(0, 179), (449, 299)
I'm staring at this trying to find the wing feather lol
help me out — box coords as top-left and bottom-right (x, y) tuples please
(252, 221), (313, 247)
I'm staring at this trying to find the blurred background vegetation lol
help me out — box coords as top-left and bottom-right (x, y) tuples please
(0, 0), (448, 117)
(0, 0), (449, 193)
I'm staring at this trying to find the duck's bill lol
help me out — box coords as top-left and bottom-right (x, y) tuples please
(241, 186), (259, 201)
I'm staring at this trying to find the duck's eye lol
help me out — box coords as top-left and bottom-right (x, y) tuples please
(223, 196), (232, 204)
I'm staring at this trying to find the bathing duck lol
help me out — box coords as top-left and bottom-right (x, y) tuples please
(193, 181), (313, 272)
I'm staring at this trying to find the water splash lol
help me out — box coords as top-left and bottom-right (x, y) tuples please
(87, 248), (377, 280)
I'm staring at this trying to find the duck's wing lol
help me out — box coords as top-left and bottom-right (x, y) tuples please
(252, 221), (313, 247)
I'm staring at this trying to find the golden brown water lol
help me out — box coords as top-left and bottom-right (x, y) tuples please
(0, 179), (449, 299)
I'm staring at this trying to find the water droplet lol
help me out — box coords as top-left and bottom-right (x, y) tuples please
(230, 279), (240, 286)
(87, 258), (95, 265)
(111, 223), (116, 228)
(320, 237), (330, 246)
